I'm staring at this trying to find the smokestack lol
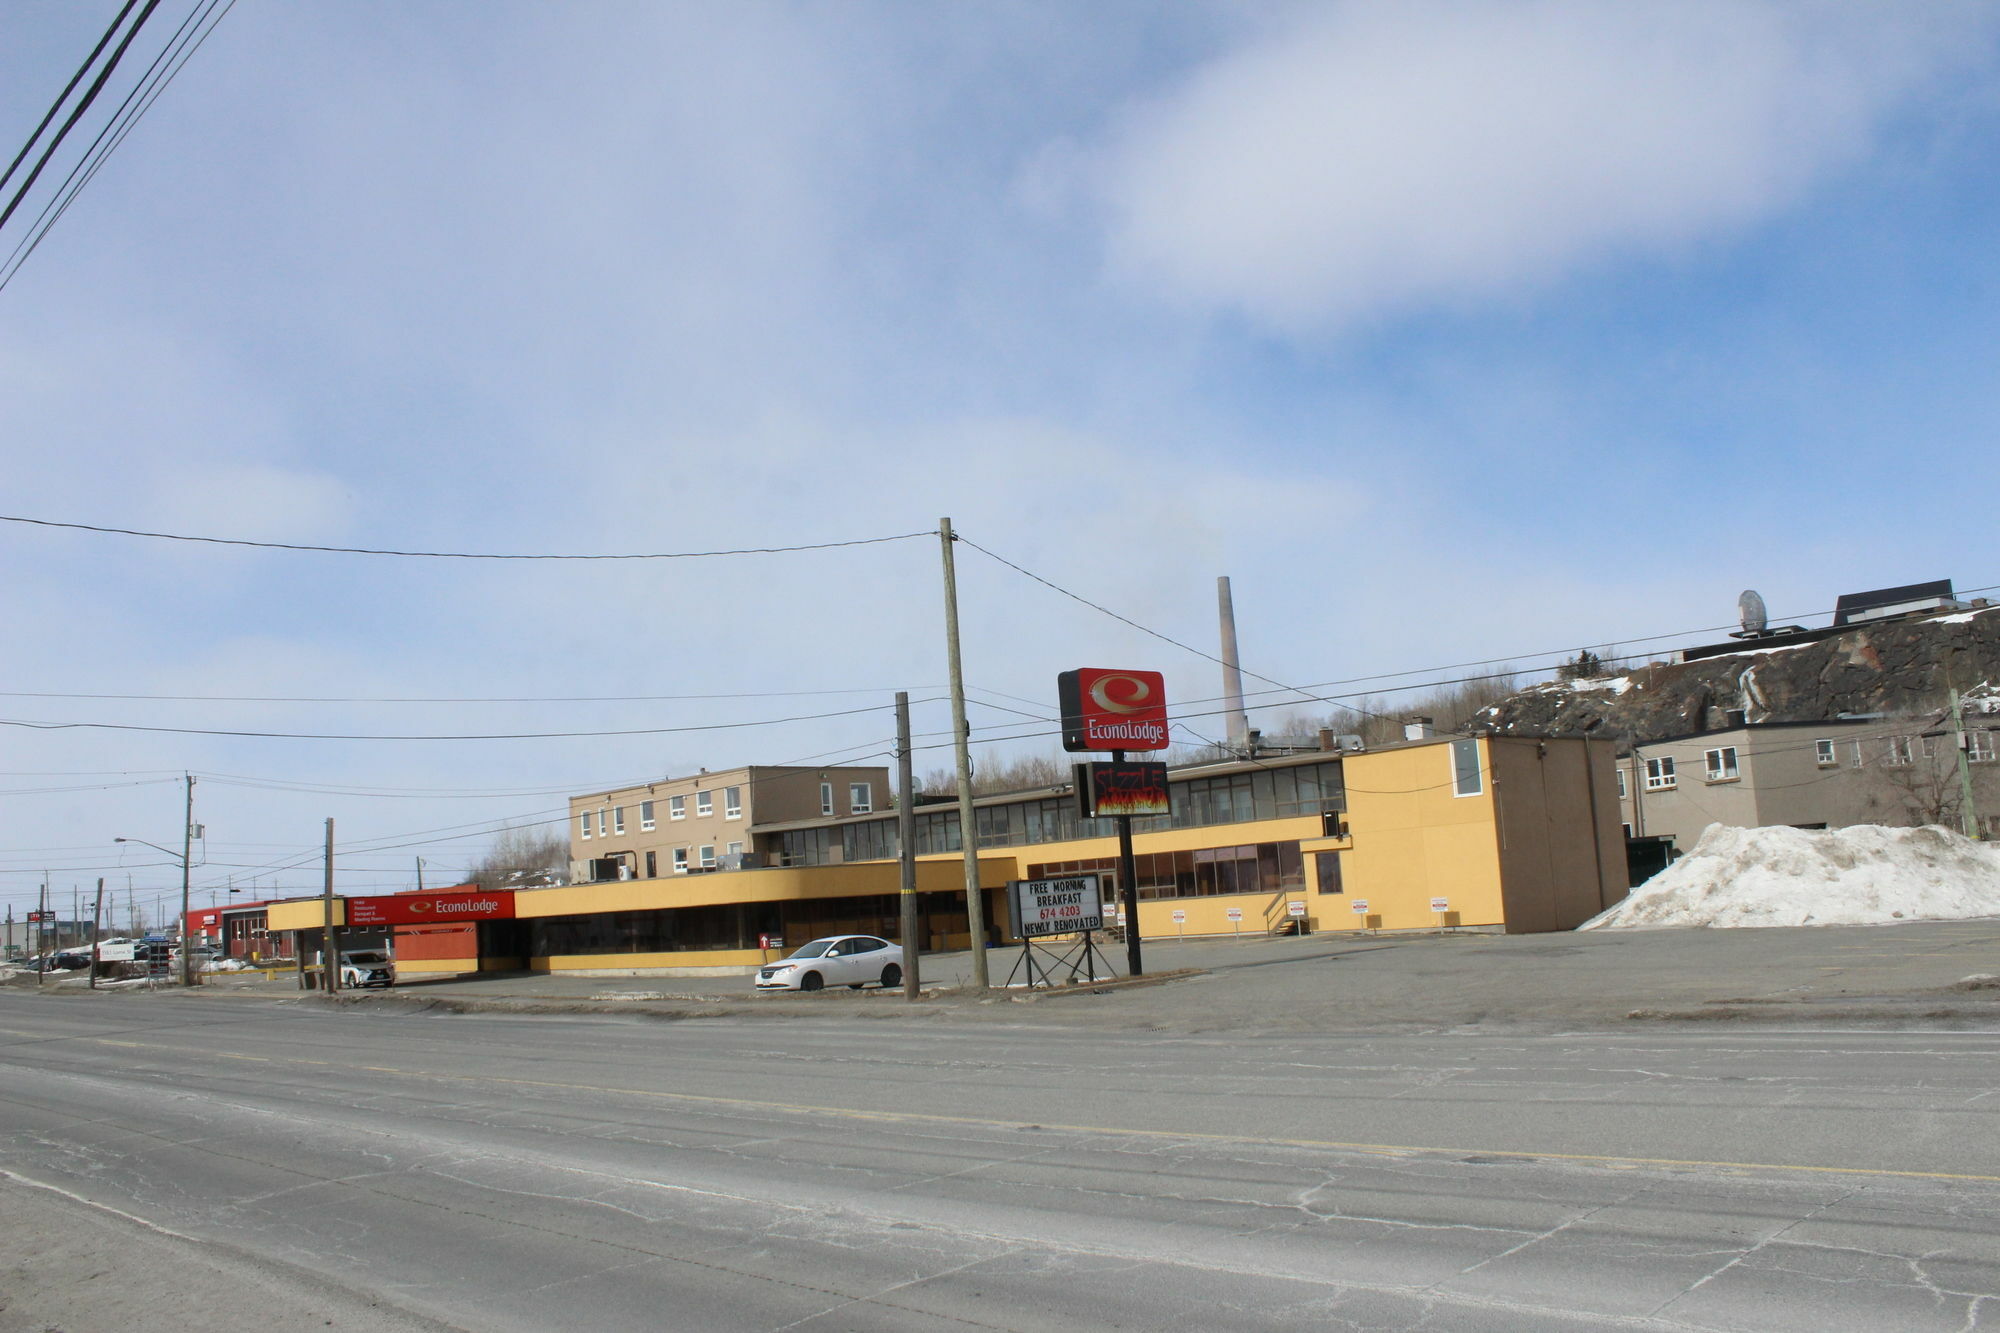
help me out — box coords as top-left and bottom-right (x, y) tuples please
(1218, 576), (1251, 753)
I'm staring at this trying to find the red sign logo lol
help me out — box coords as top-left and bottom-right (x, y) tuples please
(346, 889), (515, 927)
(1058, 668), (1169, 752)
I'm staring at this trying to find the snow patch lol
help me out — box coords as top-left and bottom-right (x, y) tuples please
(1580, 823), (2000, 930)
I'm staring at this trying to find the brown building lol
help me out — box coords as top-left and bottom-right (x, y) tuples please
(568, 765), (892, 883)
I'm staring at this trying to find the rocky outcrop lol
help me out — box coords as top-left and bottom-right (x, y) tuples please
(1472, 604), (2000, 745)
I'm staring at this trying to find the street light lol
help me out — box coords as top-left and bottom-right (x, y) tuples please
(114, 835), (193, 987)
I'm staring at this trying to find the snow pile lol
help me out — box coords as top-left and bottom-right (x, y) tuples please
(1581, 823), (2000, 930)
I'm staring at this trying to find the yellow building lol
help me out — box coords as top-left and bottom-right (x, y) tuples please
(270, 735), (1625, 977)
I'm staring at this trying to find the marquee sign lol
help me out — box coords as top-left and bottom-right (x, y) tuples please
(1058, 668), (1169, 752)
(1007, 874), (1106, 939)
(345, 889), (515, 927)
(1074, 761), (1171, 818)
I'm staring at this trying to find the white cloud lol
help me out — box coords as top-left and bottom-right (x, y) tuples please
(144, 464), (355, 546)
(1090, 0), (1994, 331)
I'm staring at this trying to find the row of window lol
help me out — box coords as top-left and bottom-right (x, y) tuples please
(605, 841), (750, 879)
(776, 762), (1348, 867)
(1620, 731), (1999, 796)
(1025, 841), (1310, 901)
(820, 781), (874, 817)
(579, 787), (745, 839)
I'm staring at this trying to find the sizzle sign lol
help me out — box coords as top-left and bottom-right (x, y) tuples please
(346, 889), (515, 927)
(1058, 668), (1169, 752)
(1007, 874), (1105, 939)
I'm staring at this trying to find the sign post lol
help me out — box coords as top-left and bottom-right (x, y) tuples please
(1058, 669), (1169, 978)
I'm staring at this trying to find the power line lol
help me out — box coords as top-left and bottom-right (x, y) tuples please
(1, 0), (238, 294)
(0, 684), (929, 705)
(0, 700), (912, 742)
(0, 0), (160, 236)
(0, 0), (141, 199)
(0, 513), (934, 560)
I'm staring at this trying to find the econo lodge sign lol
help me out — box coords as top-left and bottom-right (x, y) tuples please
(346, 889), (516, 927)
(1058, 668), (1169, 752)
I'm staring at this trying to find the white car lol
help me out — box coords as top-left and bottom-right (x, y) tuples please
(754, 935), (902, 992)
(339, 950), (395, 988)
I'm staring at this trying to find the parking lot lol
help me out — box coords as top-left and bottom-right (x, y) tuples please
(128, 917), (2000, 1033)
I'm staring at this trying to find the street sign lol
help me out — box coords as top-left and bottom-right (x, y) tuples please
(1286, 900), (1307, 919)
(1431, 897), (1450, 912)
(1007, 875), (1105, 939)
(96, 942), (136, 962)
(758, 934), (784, 950)
(1351, 899), (1370, 914)
(1225, 907), (1243, 921)
(1171, 909), (1187, 924)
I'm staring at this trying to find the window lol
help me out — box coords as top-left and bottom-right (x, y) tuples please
(1703, 747), (1739, 782)
(645, 851), (656, 878)
(1616, 768), (1628, 800)
(849, 782), (872, 815)
(1849, 742), (1863, 768)
(1815, 739), (1836, 767)
(1314, 850), (1343, 895)
(699, 845), (716, 869)
(579, 813), (592, 840)
(1450, 738), (1482, 797)
(595, 810), (607, 836)
(724, 786), (742, 819)
(669, 795), (685, 820)
(640, 800), (655, 831)
(820, 781), (835, 816)
(1621, 822), (1634, 838)
(1884, 737), (1914, 768)
(726, 841), (743, 858)
(1921, 736), (1937, 760)
(672, 847), (688, 873)
(1644, 757), (1676, 791)
(613, 806), (626, 834)
(1972, 731), (1997, 764)
(696, 790), (713, 817)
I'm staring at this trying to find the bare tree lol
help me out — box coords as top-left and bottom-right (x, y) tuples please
(466, 824), (568, 888)
(1862, 735), (1995, 832)
(919, 750), (1073, 797)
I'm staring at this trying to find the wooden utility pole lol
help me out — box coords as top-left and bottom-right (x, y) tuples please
(89, 879), (103, 990)
(322, 818), (340, 994)
(938, 518), (989, 988)
(179, 775), (195, 986)
(896, 691), (919, 1000)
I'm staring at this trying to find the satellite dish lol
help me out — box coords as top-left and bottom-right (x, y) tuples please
(1738, 590), (1768, 636)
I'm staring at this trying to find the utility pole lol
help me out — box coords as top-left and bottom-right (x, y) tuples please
(896, 691), (919, 1000)
(90, 879), (103, 990)
(36, 882), (47, 988)
(416, 857), (425, 893)
(322, 818), (340, 994)
(938, 518), (989, 988)
(1945, 648), (1983, 840)
(179, 774), (195, 986)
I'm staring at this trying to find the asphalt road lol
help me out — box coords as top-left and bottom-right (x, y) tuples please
(4, 991), (2000, 1330)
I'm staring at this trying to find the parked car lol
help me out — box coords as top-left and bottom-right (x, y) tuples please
(754, 935), (901, 992)
(339, 950), (394, 988)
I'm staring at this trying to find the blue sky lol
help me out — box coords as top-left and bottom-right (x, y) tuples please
(3, 1), (1997, 921)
